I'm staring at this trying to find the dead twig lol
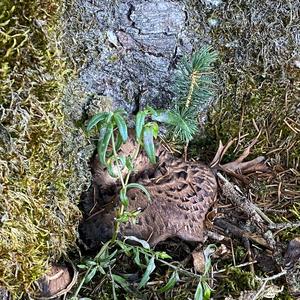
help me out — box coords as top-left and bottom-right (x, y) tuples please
(214, 218), (272, 250)
(252, 270), (287, 300)
(217, 172), (273, 225)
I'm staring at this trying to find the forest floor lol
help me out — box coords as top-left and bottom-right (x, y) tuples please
(0, 0), (299, 299)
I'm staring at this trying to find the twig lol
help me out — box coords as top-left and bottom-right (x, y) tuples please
(268, 221), (300, 230)
(217, 172), (273, 225)
(156, 258), (201, 279)
(214, 218), (271, 249)
(252, 270), (287, 300)
(213, 260), (257, 274)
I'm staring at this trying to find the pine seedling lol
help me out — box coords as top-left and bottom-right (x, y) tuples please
(156, 46), (217, 145)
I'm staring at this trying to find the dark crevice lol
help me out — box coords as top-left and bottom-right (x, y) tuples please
(132, 88), (143, 114)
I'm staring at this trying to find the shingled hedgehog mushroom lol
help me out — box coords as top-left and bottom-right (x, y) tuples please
(79, 133), (268, 249)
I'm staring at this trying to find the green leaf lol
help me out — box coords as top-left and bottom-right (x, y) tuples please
(124, 236), (150, 249)
(151, 122), (159, 138)
(113, 112), (128, 142)
(143, 125), (156, 164)
(86, 112), (108, 131)
(145, 106), (157, 115)
(77, 264), (88, 270)
(138, 257), (156, 289)
(152, 111), (170, 123)
(115, 133), (123, 152)
(135, 111), (147, 141)
(95, 240), (111, 260)
(86, 260), (97, 267)
(120, 188), (129, 207)
(126, 183), (151, 202)
(194, 281), (204, 300)
(158, 271), (179, 293)
(106, 249), (119, 262)
(97, 123), (113, 165)
(118, 156), (126, 169)
(98, 266), (106, 275)
(133, 248), (142, 267)
(155, 251), (172, 260)
(203, 244), (216, 276)
(112, 274), (132, 292)
(107, 158), (119, 178)
(85, 267), (97, 283)
(125, 157), (134, 171)
(116, 240), (133, 256)
(202, 281), (211, 300)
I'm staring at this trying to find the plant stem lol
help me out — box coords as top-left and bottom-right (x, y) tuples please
(185, 71), (199, 108)
(111, 134), (141, 242)
(72, 266), (93, 298)
(111, 133), (126, 189)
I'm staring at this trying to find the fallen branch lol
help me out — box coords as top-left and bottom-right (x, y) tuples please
(217, 172), (273, 225)
(214, 218), (272, 250)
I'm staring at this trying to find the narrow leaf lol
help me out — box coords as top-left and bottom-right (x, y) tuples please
(158, 271), (179, 293)
(107, 158), (118, 178)
(202, 281), (211, 300)
(77, 264), (88, 270)
(124, 236), (150, 249)
(152, 111), (170, 123)
(97, 123), (113, 165)
(120, 188), (129, 207)
(138, 257), (156, 289)
(116, 240), (132, 256)
(155, 251), (172, 260)
(203, 244), (216, 276)
(127, 183), (151, 202)
(114, 112), (128, 142)
(194, 281), (204, 300)
(95, 240), (111, 260)
(86, 260), (97, 267)
(125, 157), (134, 171)
(133, 248), (142, 267)
(98, 266), (106, 275)
(112, 274), (132, 292)
(135, 111), (146, 141)
(151, 122), (159, 138)
(143, 125), (156, 164)
(86, 112), (108, 131)
(115, 133), (123, 152)
(85, 267), (97, 283)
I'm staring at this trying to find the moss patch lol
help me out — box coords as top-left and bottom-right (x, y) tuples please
(0, 0), (80, 296)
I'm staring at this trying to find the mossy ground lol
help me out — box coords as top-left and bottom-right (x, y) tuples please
(0, 0), (80, 296)
(1, 0), (299, 298)
(190, 1), (300, 298)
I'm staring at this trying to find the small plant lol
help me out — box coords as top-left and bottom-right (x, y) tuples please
(153, 46), (217, 146)
(86, 107), (161, 241)
(72, 235), (215, 299)
(194, 244), (216, 300)
(73, 48), (218, 298)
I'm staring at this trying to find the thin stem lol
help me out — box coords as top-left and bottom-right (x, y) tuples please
(111, 134), (141, 242)
(125, 143), (140, 186)
(109, 265), (117, 300)
(111, 133), (126, 242)
(157, 258), (201, 279)
(72, 266), (93, 298)
(111, 133), (125, 189)
(185, 70), (199, 108)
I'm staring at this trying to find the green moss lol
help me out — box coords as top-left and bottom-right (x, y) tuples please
(218, 267), (259, 296)
(0, 0), (80, 296)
